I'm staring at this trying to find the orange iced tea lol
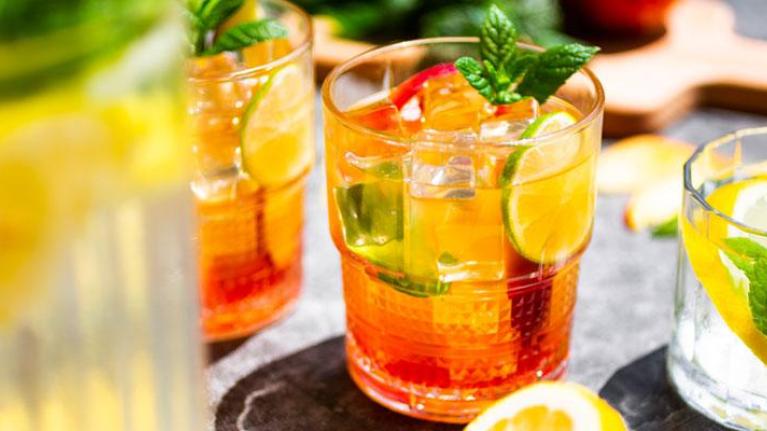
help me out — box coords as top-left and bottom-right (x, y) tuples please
(187, 0), (313, 340)
(323, 38), (604, 422)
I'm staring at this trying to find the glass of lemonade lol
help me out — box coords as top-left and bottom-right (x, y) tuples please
(0, 1), (206, 430)
(670, 128), (767, 430)
(187, 0), (314, 340)
(322, 38), (604, 422)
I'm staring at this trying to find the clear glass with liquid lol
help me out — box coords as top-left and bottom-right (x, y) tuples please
(0, 2), (206, 429)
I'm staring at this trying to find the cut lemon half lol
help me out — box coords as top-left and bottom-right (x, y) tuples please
(465, 382), (627, 431)
(240, 64), (313, 187)
(501, 111), (594, 263)
(682, 178), (767, 363)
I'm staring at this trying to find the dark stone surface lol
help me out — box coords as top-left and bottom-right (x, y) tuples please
(600, 347), (727, 431)
(215, 336), (460, 431)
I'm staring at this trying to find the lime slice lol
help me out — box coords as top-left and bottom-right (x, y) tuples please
(501, 111), (592, 264)
(521, 111), (577, 139)
(240, 64), (313, 187)
(683, 178), (767, 363)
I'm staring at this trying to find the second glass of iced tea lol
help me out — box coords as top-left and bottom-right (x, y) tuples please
(323, 38), (604, 422)
(187, 0), (314, 340)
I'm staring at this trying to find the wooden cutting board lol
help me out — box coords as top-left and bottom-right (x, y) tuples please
(313, 0), (767, 137)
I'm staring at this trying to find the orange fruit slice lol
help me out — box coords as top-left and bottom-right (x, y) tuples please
(465, 382), (627, 431)
(598, 134), (694, 195)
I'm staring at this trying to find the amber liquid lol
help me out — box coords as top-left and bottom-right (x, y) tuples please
(325, 69), (598, 422)
(197, 180), (303, 339)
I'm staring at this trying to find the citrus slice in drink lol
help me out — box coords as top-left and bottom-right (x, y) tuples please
(501, 112), (594, 263)
(465, 382), (627, 431)
(682, 178), (767, 363)
(520, 111), (577, 139)
(240, 64), (313, 187)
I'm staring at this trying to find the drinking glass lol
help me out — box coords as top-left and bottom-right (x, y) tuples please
(670, 128), (767, 430)
(0, 1), (206, 429)
(322, 38), (604, 423)
(187, 0), (314, 340)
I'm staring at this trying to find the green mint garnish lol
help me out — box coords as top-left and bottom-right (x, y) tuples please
(455, 4), (598, 105)
(187, 0), (288, 56)
(723, 237), (767, 335)
(650, 216), (678, 238)
(438, 252), (460, 266)
(204, 19), (287, 55)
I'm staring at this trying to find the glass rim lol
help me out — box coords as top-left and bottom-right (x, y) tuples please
(321, 36), (605, 149)
(186, 0), (312, 83)
(684, 126), (767, 236)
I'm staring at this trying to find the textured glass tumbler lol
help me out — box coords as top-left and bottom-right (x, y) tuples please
(670, 128), (767, 430)
(322, 38), (604, 423)
(187, 0), (314, 340)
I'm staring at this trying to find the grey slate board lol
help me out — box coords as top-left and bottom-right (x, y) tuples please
(215, 336), (460, 431)
(599, 347), (727, 431)
(215, 341), (726, 430)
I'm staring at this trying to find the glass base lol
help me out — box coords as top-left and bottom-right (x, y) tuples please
(347, 337), (567, 424)
(202, 259), (302, 341)
(668, 343), (767, 430)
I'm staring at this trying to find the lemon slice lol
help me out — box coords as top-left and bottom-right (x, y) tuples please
(501, 111), (594, 263)
(240, 64), (313, 187)
(683, 178), (767, 363)
(465, 382), (627, 431)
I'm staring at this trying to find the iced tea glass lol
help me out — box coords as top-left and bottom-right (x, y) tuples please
(670, 128), (767, 430)
(322, 38), (604, 422)
(187, 0), (314, 340)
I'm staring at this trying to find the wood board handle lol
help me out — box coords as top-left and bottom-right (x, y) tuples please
(591, 0), (767, 136)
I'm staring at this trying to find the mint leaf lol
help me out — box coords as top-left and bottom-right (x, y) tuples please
(750, 256), (767, 335)
(650, 216), (678, 238)
(438, 252), (459, 266)
(480, 4), (517, 77)
(203, 19), (287, 55)
(455, 56), (494, 101)
(194, 0), (243, 31)
(454, 5), (597, 106)
(505, 52), (539, 83)
(188, 0), (245, 55)
(517, 43), (599, 103)
(724, 237), (767, 335)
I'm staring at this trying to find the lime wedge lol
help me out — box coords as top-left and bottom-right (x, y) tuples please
(521, 111), (577, 139)
(240, 64), (313, 187)
(501, 111), (593, 264)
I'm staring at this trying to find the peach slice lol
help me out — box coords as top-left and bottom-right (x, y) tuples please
(624, 177), (681, 232)
(598, 134), (694, 195)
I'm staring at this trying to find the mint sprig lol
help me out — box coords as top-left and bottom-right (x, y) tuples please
(724, 237), (767, 335)
(187, 0), (288, 56)
(204, 19), (287, 55)
(455, 4), (598, 105)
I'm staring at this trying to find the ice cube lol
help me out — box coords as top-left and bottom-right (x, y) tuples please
(191, 166), (243, 201)
(422, 73), (492, 131)
(344, 152), (404, 181)
(409, 153), (476, 199)
(480, 98), (540, 143)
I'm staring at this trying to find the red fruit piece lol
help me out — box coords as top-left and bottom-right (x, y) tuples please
(346, 101), (402, 133)
(508, 274), (553, 375)
(389, 63), (457, 108)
